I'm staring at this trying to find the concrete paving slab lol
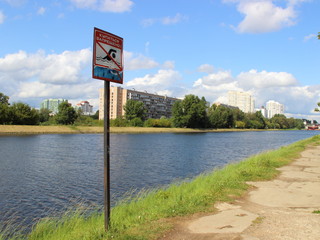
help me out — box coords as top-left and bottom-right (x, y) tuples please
(188, 209), (258, 234)
(280, 170), (320, 180)
(291, 160), (320, 167)
(248, 184), (320, 207)
(215, 202), (241, 211)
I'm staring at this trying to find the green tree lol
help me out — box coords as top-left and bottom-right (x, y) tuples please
(270, 114), (289, 129)
(0, 92), (9, 105)
(91, 110), (99, 120)
(231, 107), (245, 122)
(129, 117), (144, 127)
(0, 92), (10, 124)
(10, 102), (39, 125)
(235, 120), (246, 129)
(315, 102), (320, 112)
(244, 111), (266, 129)
(123, 99), (146, 121)
(208, 104), (233, 128)
(39, 108), (51, 123)
(55, 101), (77, 125)
(172, 95), (208, 128)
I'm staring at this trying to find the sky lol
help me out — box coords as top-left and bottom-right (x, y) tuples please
(0, 0), (319, 121)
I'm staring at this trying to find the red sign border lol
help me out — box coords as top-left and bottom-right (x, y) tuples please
(92, 27), (124, 84)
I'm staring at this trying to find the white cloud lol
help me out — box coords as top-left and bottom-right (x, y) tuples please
(194, 70), (234, 87)
(69, 0), (133, 12)
(0, 48), (183, 108)
(99, 0), (134, 12)
(197, 64), (214, 74)
(125, 69), (183, 97)
(0, 49), (93, 106)
(0, 49), (105, 108)
(191, 70), (241, 103)
(37, 7), (46, 15)
(38, 49), (91, 84)
(162, 13), (188, 25)
(162, 61), (175, 69)
(3, 0), (26, 7)
(223, 0), (304, 33)
(141, 18), (156, 27)
(0, 10), (5, 24)
(126, 69), (181, 87)
(17, 81), (102, 100)
(0, 49), (91, 85)
(304, 33), (317, 41)
(190, 68), (320, 118)
(141, 13), (188, 27)
(237, 69), (298, 89)
(70, 0), (97, 9)
(124, 51), (159, 70)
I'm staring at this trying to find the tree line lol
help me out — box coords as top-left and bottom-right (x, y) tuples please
(115, 94), (305, 129)
(0, 93), (99, 125)
(0, 92), (306, 129)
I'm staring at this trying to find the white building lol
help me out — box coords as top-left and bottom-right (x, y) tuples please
(255, 106), (267, 118)
(228, 91), (255, 113)
(40, 99), (67, 114)
(266, 100), (284, 118)
(75, 101), (93, 115)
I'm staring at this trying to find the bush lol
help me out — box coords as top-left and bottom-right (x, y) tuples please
(129, 117), (144, 127)
(144, 117), (172, 128)
(74, 116), (95, 126)
(235, 121), (245, 129)
(110, 117), (128, 127)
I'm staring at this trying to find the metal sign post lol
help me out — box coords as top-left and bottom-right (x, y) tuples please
(92, 27), (123, 231)
(103, 80), (111, 230)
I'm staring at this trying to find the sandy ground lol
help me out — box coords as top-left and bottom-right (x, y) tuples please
(159, 145), (320, 240)
(0, 125), (260, 135)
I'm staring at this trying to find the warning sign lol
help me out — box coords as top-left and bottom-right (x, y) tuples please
(93, 28), (124, 84)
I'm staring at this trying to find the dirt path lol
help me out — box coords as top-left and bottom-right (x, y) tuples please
(159, 146), (320, 240)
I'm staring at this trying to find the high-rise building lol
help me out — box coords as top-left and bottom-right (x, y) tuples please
(266, 100), (284, 118)
(228, 91), (255, 113)
(99, 87), (179, 120)
(75, 101), (93, 115)
(255, 106), (267, 118)
(40, 99), (67, 114)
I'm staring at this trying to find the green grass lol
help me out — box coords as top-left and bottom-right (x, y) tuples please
(312, 210), (320, 214)
(2, 135), (319, 240)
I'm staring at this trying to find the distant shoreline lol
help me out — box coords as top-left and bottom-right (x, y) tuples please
(0, 125), (268, 135)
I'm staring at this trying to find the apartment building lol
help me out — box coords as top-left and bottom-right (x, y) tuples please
(40, 99), (67, 114)
(266, 100), (284, 118)
(228, 91), (255, 113)
(75, 101), (93, 115)
(255, 106), (268, 118)
(99, 86), (179, 120)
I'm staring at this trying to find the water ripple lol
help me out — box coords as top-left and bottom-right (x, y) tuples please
(0, 131), (318, 232)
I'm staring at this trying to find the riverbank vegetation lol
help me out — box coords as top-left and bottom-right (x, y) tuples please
(2, 135), (319, 240)
(0, 92), (306, 130)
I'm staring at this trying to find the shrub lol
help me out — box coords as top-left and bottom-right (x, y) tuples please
(129, 117), (144, 127)
(110, 117), (128, 127)
(144, 118), (172, 128)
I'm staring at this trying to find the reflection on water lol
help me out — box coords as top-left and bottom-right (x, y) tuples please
(0, 130), (318, 230)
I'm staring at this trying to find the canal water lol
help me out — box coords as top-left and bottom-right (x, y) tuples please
(0, 130), (319, 230)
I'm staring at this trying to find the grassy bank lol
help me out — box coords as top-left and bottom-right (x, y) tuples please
(2, 135), (319, 240)
(0, 125), (265, 135)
